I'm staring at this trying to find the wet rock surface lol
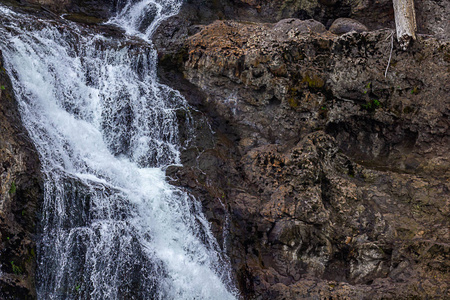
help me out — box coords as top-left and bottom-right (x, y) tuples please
(158, 9), (450, 300)
(15, 0), (113, 20)
(0, 0), (116, 24)
(0, 51), (42, 299)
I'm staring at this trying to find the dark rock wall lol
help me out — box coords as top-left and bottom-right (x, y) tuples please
(0, 0), (116, 23)
(157, 4), (450, 300)
(0, 51), (42, 299)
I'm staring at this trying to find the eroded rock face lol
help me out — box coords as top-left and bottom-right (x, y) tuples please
(0, 0), (115, 22)
(0, 51), (43, 299)
(159, 16), (449, 300)
(153, 0), (448, 61)
(169, 0), (394, 29)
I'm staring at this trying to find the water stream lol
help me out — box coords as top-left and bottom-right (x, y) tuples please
(0, 1), (237, 299)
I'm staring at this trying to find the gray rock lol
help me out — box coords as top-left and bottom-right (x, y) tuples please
(330, 18), (368, 34)
(273, 18), (326, 38)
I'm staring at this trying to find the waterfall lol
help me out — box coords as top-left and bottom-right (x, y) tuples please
(0, 2), (238, 299)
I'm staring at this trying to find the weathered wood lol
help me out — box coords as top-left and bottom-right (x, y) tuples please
(393, 0), (417, 50)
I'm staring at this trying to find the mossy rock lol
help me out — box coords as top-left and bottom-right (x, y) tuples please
(302, 72), (324, 89)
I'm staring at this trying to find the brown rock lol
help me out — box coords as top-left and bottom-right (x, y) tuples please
(330, 18), (368, 34)
(159, 17), (450, 299)
(273, 18), (326, 37)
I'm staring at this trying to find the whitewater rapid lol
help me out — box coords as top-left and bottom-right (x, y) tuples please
(0, 1), (238, 299)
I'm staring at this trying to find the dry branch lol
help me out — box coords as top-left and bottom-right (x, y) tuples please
(393, 0), (417, 50)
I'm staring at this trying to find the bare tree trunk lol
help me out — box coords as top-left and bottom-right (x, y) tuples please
(393, 0), (417, 50)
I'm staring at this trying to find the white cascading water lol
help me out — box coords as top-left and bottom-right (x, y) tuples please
(0, 1), (238, 299)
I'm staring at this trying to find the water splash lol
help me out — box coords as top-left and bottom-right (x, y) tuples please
(0, 2), (238, 299)
(108, 0), (183, 40)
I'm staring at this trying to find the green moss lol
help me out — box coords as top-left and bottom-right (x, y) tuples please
(287, 97), (299, 108)
(363, 82), (371, 94)
(11, 261), (23, 275)
(361, 99), (381, 112)
(302, 72), (324, 89)
(287, 86), (303, 109)
(25, 247), (36, 266)
(9, 181), (16, 194)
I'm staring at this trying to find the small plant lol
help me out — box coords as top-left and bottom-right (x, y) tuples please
(363, 82), (372, 94)
(11, 261), (22, 275)
(75, 284), (81, 292)
(0, 85), (5, 90)
(410, 86), (419, 94)
(320, 105), (327, 110)
(361, 99), (381, 111)
(9, 182), (16, 194)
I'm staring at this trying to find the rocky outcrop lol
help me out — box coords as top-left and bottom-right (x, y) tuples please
(159, 13), (449, 300)
(0, 0), (115, 23)
(0, 52), (42, 299)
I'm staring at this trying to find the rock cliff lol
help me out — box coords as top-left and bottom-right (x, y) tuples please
(156, 1), (450, 299)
